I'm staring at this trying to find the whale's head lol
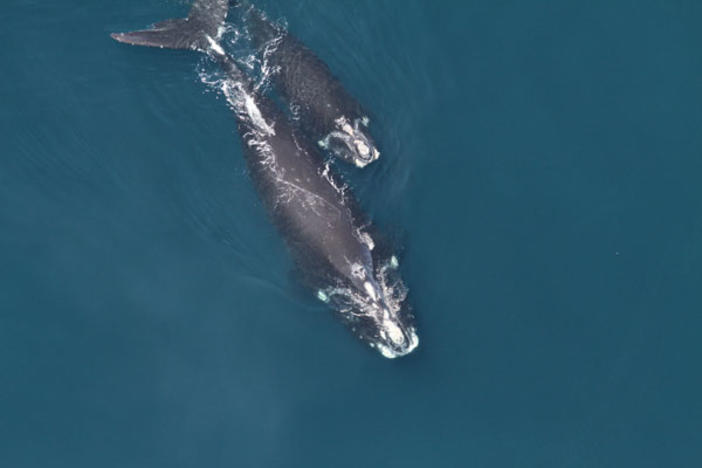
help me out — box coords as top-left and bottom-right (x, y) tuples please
(319, 256), (418, 358)
(318, 116), (380, 168)
(356, 284), (419, 359)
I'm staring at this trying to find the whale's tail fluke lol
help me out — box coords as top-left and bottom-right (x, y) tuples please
(111, 0), (229, 51)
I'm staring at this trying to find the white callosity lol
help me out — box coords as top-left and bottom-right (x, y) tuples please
(315, 116), (380, 168)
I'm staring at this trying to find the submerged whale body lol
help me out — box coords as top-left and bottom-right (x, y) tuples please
(236, 3), (381, 168)
(111, 0), (418, 358)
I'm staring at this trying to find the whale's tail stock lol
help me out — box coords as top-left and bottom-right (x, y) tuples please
(110, 0), (229, 51)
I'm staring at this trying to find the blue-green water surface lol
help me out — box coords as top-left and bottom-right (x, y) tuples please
(2, 1), (701, 466)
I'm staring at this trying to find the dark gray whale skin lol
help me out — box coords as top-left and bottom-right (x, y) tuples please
(110, 0), (417, 358)
(242, 6), (381, 168)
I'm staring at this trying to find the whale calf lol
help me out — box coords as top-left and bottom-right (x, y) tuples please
(111, 0), (418, 358)
(234, 3), (381, 168)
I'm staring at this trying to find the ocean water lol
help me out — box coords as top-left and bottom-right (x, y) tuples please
(2, 0), (701, 466)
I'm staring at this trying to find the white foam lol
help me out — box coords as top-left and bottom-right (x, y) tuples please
(205, 35), (225, 56)
(244, 94), (275, 136)
(316, 290), (329, 303)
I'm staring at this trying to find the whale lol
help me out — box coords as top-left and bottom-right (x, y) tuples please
(111, 0), (418, 358)
(234, 3), (381, 168)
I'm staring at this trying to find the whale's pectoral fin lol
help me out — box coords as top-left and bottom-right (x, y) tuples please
(111, 0), (229, 51)
(111, 20), (196, 50)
